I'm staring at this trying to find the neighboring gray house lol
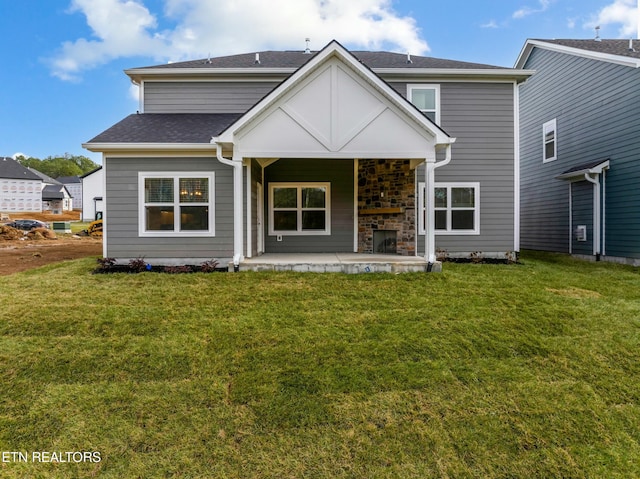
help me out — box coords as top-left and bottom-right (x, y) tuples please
(0, 157), (43, 214)
(516, 39), (640, 264)
(84, 40), (531, 268)
(80, 166), (103, 221)
(57, 176), (82, 210)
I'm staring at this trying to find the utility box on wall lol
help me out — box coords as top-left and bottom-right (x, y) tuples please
(574, 225), (587, 242)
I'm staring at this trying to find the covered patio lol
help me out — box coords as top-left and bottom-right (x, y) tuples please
(240, 252), (439, 273)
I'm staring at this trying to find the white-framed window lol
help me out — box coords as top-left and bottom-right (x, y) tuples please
(138, 172), (215, 237)
(269, 182), (331, 236)
(408, 84), (440, 124)
(543, 118), (557, 162)
(418, 182), (480, 235)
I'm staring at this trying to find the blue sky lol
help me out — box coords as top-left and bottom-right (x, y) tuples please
(0, 0), (637, 164)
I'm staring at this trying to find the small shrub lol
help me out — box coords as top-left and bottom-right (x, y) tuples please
(129, 257), (148, 273)
(97, 257), (116, 269)
(200, 259), (220, 273)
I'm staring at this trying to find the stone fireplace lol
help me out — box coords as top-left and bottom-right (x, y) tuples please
(357, 159), (416, 255)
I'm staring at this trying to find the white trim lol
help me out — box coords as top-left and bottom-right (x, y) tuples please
(137, 172), (215, 237)
(407, 84), (441, 124)
(514, 82), (521, 252)
(433, 182), (481, 235)
(102, 155), (107, 259)
(418, 181), (426, 235)
(268, 182), (331, 236)
(542, 118), (557, 163)
(353, 159), (359, 253)
(515, 39), (640, 69)
(215, 41), (452, 146)
(83, 143), (215, 152)
(245, 159), (252, 258)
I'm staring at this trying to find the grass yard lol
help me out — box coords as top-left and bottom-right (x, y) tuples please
(0, 251), (639, 478)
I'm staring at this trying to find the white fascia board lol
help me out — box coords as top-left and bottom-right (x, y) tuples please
(82, 142), (215, 153)
(125, 67), (294, 83)
(375, 68), (534, 83)
(515, 40), (640, 69)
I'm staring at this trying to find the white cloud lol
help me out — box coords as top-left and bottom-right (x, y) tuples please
(585, 0), (638, 38)
(513, 0), (551, 19)
(12, 152), (30, 159)
(480, 20), (498, 29)
(50, 0), (428, 81)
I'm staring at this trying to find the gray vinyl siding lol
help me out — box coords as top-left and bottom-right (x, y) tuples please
(143, 82), (279, 113)
(104, 156), (233, 261)
(520, 48), (640, 258)
(398, 82), (516, 255)
(571, 181), (593, 255)
(264, 159), (354, 253)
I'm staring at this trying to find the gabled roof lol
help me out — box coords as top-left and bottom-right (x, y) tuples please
(214, 40), (453, 150)
(0, 157), (42, 181)
(80, 166), (103, 178)
(126, 46), (532, 83)
(42, 184), (72, 200)
(555, 159), (610, 181)
(27, 168), (61, 185)
(85, 113), (242, 150)
(57, 176), (81, 184)
(516, 39), (640, 69)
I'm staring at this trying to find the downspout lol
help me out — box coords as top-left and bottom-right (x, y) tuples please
(426, 142), (455, 265)
(583, 173), (601, 260)
(215, 143), (244, 268)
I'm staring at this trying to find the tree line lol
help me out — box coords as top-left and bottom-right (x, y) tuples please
(16, 154), (100, 179)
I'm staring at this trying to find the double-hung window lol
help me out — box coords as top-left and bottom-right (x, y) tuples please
(408, 84), (440, 124)
(269, 183), (330, 235)
(139, 172), (214, 237)
(418, 182), (479, 234)
(543, 118), (557, 162)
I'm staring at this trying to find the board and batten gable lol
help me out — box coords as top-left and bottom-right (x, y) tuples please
(519, 46), (640, 257)
(143, 82), (280, 113)
(388, 81), (517, 256)
(104, 156), (234, 263)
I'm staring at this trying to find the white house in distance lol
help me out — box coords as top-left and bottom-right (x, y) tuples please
(0, 157), (42, 213)
(57, 176), (83, 210)
(81, 166), (104, 221)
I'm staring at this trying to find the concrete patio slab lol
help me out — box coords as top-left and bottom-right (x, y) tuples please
(240, 253), (442, 273)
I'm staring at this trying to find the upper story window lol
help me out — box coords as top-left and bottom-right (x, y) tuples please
(408, 84), (440, 124)
(543, 119), (557, 162)
(138, 172), (215, 237)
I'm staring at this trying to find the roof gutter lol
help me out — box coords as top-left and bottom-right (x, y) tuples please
(214, 141), (244, 267)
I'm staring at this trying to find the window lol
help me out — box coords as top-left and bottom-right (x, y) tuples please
(408, 84), (440, 124)
(418, 182), (479, 235)
(138, 172), (214, 237)
(269, 183), (330, 235)
(543, 119), (557, 162)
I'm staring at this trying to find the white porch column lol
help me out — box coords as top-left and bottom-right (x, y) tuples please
(232, 153), (245, 265)
(425, 160), (437, 263)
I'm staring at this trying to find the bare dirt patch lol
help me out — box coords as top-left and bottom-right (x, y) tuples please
(0, 237), (102, 275)
(1, 211), (102, 275)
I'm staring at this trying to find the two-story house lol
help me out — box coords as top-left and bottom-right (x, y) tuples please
(84, 40), (531, 270)
(517, 39), (640, 264)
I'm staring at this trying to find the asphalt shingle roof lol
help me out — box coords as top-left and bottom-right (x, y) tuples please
(87, 113), (243, 144)
(535, 39), (640, 59)
(135, 50), (504, 71)
(0, 157), (42, 181)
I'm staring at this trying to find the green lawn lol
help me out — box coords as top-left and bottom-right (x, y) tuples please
(0, 251), (639, 478)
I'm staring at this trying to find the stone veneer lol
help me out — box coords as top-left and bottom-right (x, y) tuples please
(357, 159), (416, 255)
